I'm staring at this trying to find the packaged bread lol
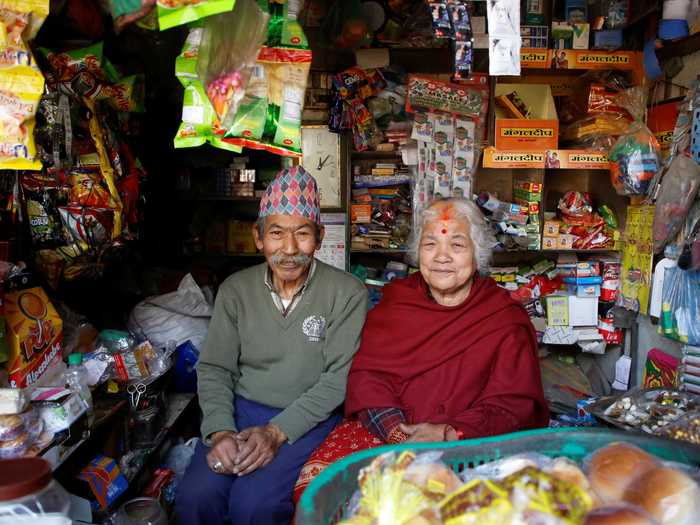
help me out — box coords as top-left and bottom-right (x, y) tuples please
(586, 443), (659, 503)
(0, 412), (24, 441)
(584, 504), (660, 525)
(0, 431), (31, 459)
(622, 466), (700, 525)
(0, 387), (28, 415)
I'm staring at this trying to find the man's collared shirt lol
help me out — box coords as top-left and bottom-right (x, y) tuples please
(264, 259), (317, 317)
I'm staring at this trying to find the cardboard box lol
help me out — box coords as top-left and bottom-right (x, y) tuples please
(544, 220), (561, 237)
(31, 387), (87, 433)
(351, 204), (372, 224)
(3, 288), (63, 388)
(575, 262), (600, 278)
(576, 284), (601, 297)
(557, 234), (576, 250)
(226, 220), (256, 253)
(514, 180), (543, 193)
(546, 295), (570, 326)
(568, 296), (598, 326)
(494, 84), (558, 150)
(77, 455), (129, 510)
(513, 188), (543, 202)
(542, 237), (558, 250)
(592, 30), (622, 49)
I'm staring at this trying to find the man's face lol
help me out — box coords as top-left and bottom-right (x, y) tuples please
(253, 214), (324, 284)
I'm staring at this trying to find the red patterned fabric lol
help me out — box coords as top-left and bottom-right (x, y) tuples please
(293, 419), (382, 505)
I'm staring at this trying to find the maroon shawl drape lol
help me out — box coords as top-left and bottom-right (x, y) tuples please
(345, 273), (549, 438)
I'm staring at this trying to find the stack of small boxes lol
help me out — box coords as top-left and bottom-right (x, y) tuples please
(513, 179), (542, 251)
(542, 216), (577, 251)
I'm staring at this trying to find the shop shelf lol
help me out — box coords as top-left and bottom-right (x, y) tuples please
(351, 150), (402, 160)
(483, 147), (609, 170)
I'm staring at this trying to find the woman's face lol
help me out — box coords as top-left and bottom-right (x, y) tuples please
(419, 207), (476, 299)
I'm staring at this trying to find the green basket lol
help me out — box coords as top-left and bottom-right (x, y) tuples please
(297, 427), (700, 525)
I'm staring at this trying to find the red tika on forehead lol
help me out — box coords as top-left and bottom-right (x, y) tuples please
(437, 202), (454, 221)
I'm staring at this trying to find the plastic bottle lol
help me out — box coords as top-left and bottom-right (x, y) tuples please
(66, 353), (94, 427)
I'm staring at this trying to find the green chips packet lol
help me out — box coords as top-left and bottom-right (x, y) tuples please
(157, 0), (234, 31)
(174, 26), (242, 152)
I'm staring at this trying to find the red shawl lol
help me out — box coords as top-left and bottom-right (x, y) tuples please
(345, 273), (549, 438)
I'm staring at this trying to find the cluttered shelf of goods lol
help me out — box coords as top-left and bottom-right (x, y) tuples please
(2, 0), (700, 523)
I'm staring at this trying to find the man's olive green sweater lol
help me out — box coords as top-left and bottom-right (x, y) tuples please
(197, 261), (368, 443)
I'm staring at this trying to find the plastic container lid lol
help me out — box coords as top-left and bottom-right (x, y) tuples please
(0, 458), (52, 501)
(68, 353), (83, 365)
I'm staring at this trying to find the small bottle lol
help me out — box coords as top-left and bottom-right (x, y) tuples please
(66, 353), (94, 427)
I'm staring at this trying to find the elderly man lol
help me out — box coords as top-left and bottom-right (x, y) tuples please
(175, 166), (368, 525)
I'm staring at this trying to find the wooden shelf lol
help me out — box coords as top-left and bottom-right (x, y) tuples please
(351, 150), (402, 160)
(656, 32), (700, 60)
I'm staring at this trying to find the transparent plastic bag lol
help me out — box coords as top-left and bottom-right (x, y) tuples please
(609, 121), (661, 196)
(653, 155), (700, 254)
(659, 267), (700, 346)
(197, 0), (269, 128)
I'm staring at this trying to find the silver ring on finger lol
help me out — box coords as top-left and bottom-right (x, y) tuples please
(212, 460), (224, 473)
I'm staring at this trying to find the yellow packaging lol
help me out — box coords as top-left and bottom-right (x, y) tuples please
(3, 287), (63, 388)
(0, 0), (49, 170)
(226, 220), (256, 253)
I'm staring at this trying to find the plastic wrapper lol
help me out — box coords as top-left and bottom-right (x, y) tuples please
(21, 173), (68, 247)
(41, 43), (145, 113)
(659, 410), (700, 446)
(224, 47), (312, 157)
(609, 122), (661, 196)
(174, 26), (242, 152)
(156, 0), (233, 31)
(659, 267), (700, 346)
(0, 430), (31, 458)
(259, 0), (308, 49)
(583, 504), (662, 525)
(97, 329), (135, 354)
(197, 0), (269, 128)
(58, 206), (115, 249)
(558, 191), (593, 222)
(0, 411), (24, 440)
(621, 466), (700, 525)
(652, 155), (700, 254)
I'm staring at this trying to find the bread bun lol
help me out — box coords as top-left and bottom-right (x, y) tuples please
(403, 462), (462, 497)
(551, 457), (591, 491)
(0, 413), (24, 441)
(623, 466), (700, 525)
(584, 505), (659, 525)
(588, 443), (658, 503)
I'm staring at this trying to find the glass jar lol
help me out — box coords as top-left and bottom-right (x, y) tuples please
(115, 497), (167, 525)
(0, 457), (70, 524)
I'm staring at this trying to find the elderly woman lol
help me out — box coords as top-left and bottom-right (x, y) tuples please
(293, 197), (548, 501)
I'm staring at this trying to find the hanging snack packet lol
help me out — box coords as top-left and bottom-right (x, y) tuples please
(197, 0), (269, 127)
(174, 26), (241, 152)
(0, 0), (48, 170)
(224, 46), (311, 156)
(67, 169), (117, 208)
(59, 206), (115, 249)
(428, 1), (452, 38)
(21, 174), (68, 247)
(156, 0), (233, 31)
(259, 0), (308, 49)
(0, 0), (49, 41)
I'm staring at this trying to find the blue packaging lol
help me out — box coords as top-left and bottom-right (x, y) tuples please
(174, 341), (199, 393)
(593, 29), (622, 49)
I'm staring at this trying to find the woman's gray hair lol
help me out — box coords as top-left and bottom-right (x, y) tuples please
(407, 197), (496, 273)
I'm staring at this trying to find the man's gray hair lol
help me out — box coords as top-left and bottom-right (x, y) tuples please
(255, 216), (323, 243)
(407, 198), (495, 273)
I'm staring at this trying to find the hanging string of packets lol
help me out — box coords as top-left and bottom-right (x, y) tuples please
(427, 0), (474, 79)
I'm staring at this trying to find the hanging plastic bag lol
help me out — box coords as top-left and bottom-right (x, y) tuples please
(197, 0), (268, 128)
(653, 155), (700, 254)
(659, 267), (700, 346)
(156, 0), (233, 31)
(259, 0), (308, 49)
(174, 26), (241, 152)
(608, 95), (661, 196)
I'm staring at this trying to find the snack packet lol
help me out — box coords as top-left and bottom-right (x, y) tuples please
(156, 0), (233, 31)
(174, 26), (242, 152)
(21, 174), (68, 247)
(259, 0), (308, 49)
(224, 46), (311, 156)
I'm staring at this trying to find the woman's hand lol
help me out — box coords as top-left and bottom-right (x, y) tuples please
(398, 422), (447, 443)
(207, 431), (240, 475)
(232, 424), (287, 476)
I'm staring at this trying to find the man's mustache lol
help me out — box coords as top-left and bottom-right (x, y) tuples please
(270, 253), (312, 266)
